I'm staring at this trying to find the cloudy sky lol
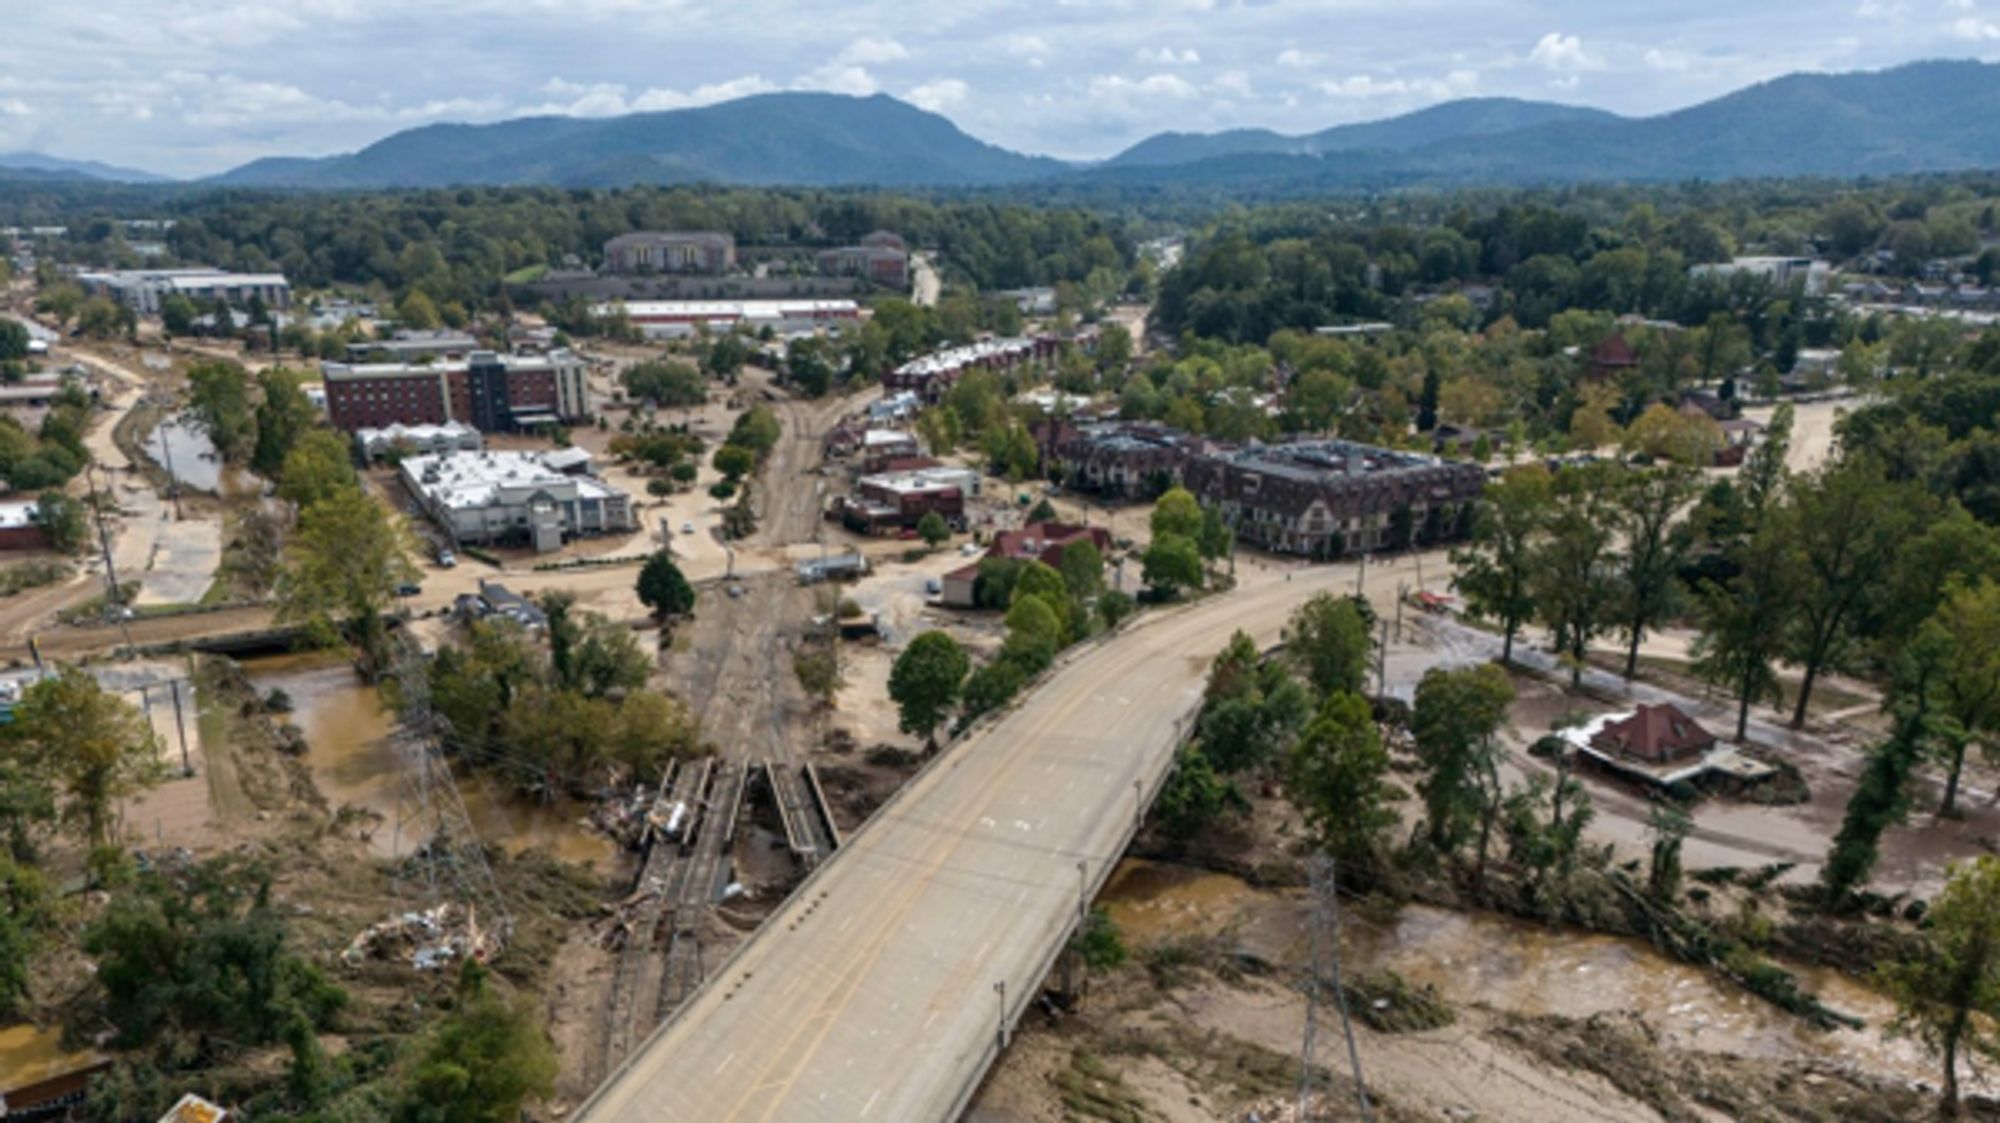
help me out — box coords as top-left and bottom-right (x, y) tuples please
(2, 0), (1995, 178)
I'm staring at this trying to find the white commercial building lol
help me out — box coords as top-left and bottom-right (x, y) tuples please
(1688, 256), (1830, 297)
(355, 422), (484, 461)
(595, 299), (861, 339)
(75, 268), (292, 314)
(401, 450), (634, 553)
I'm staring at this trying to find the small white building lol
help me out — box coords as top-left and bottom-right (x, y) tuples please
(356, 422), (484, 461)
(401, 450), (634, 552)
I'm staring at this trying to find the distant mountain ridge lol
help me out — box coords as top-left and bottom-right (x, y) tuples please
(201, 59), (2000, 192)
(1105, 98), (1623, 167)
(212, 93), (1067, 189)
(0, 151), (169, 183)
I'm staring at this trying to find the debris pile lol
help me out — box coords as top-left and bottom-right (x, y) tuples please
(341, 902), (500, 970)
(596, 883), (662, 951)
(591, 785), (655, 849)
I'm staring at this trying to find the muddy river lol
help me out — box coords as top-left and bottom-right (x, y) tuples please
(1100, 859), (1967, 1094)
(242, 652), (619, 870)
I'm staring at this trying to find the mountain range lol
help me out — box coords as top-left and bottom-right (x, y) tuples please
(13, 59), (2000, 193)
(0, 151), (170, 183)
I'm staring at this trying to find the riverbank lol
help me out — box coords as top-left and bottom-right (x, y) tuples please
(969, 858), (1993, 1123)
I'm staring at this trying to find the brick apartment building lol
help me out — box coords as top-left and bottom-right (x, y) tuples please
(322, 350), (591, 434)
(1046, 421), (1207, 498)
(602, 231), (736, 275)
(1183, 440), (1485, 558)
(817, 230), (910, 288)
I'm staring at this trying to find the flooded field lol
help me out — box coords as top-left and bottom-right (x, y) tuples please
(1099, 858), (1965, 1094)
(243, 652), (620, 870)
(148, 414), (262, 498)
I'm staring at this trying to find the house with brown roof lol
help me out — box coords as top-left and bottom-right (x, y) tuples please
(1586, 333), (1640, 381)
(939, 521), (1111, 608)
(1590, 703), (1716, 765)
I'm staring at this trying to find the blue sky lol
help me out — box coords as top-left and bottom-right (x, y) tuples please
(2, 0), (1995, 177)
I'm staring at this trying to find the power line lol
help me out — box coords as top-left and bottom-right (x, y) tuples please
(1302, 851), (1372, 1122)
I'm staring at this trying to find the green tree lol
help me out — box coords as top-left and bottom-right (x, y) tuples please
(34, 490), (86, 554)
(1531, 464), (1619, 686)
(1411, 663), (1514, 881)
(251, 368), (317, 479)
(713, 443), (756, 481)
(1646, 804), (1693, 904)
(1150, 487), (1203, 541)
(916, 510), (950, 550)
(1690, 521), (1797, 741)
(1782, 456), (1924, 728)
(1930, 582), (2000, 818)
(275, 429), (358, 509)
(0, 857), (49, 1016)
(1822, 631), (1949, 906)
(0, 318), (25, 362)
(1069, 906), (1127, 973)
(1880, 855), (2000, 1119)
(395, 960), (556, 1123)
(1611, 466), (1698, 678)
(1451, 464), (1552, 663)
(1286, 691), (1397, 867)
(636, 551), (695, 618)
(186, 360), (255, 463)
(1154, 745), (1236, 841)
(12, 666), (163, 850)
(1283, 593), (1372, 698)
(1002, 594), (1063, 672)
(622, 360), (707, 408)
(276, 487), (420, 670)
(889, 630), (969, 748)
(1141, 534), (1203, 597)
(397, 290), (442, 330)
(1057, 539), (1104, 603)
(84, 858), (345, 1061)
(159, 293), (198, 338)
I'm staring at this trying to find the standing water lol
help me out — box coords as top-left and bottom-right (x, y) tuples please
(148, 415), (262, 499)
(243, 652), (619, 869)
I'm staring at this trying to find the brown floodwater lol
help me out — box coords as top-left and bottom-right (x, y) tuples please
(1099, 858), (1969, 1093)
(242, 652), (619, 869)
(147, 415), (262, 499)
(0, 1022), (99, 1091)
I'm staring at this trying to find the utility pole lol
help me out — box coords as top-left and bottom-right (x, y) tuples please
(170, 677), (191, 777)
(154, 404), (181, 521)
(1300, 852), (1373, 1122)
(993, 980), (1008, 1050)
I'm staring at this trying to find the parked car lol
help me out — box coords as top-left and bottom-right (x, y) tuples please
(682, 521), (695, 535)
(436, 549), (457, 568)
(395, 582), (422, 598)
(925, 577), (942, 595)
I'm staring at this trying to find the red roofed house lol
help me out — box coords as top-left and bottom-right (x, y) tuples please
(1586, 333), (1640, 381)
(939, 521), (1111, 608)
(1590, 703), (1716, 765)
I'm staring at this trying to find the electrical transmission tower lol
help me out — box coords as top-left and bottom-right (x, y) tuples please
(1299, 852), (1372, 1122)
(389, 646), (512, 943)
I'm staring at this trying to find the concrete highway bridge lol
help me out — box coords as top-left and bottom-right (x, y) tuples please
(574, 566), (1352, 1123)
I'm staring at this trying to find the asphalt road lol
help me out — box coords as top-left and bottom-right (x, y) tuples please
(574, 563), (1356, 1123)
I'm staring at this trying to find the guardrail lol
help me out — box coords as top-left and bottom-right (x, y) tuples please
(574, 591), (1213, 1118)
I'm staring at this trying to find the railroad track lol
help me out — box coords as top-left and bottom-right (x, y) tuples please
(765, 759), (838, 869)
(655, 761), (746, 1013)
(599, 758), (714, 1074)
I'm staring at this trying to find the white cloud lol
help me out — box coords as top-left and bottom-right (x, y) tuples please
(796, 64), (877, 96)
(999, 33), (1049, 68)
(908, 78), (968, 111)
(1211, 70), (1253, 98)
(1944, 0), (1975, 9)
(837, 37), (909, 65)
(1088, 73), (1199, 100)
(528, 75), (774, 117)
(1134, 46), (1200, 65)
(1276, 48), (1315, 69)
(1316, 69), (1477, 100)
(0, 99), (29, 117)
(1951, 14), (2000, 35)
(1528, 32), (1600, 72)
